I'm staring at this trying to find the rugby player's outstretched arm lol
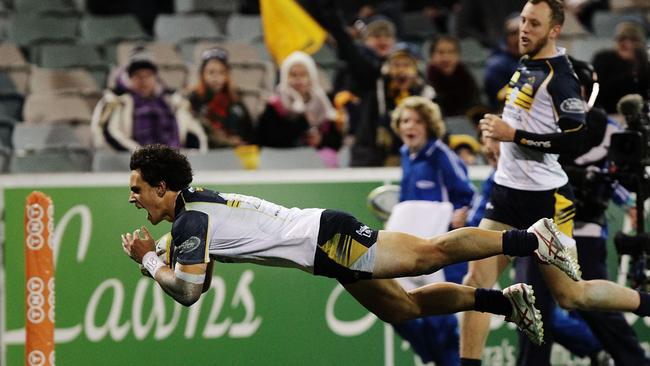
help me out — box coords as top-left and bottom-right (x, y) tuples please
(152, 263), (207, 307)
(123, 226), (208, 307)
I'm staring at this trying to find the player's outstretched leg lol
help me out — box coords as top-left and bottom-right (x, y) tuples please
(503, 283), (544, 345)
(528, 218), (581, 281)
(344, 279), (545, 346)
(374, 221), (581, 281)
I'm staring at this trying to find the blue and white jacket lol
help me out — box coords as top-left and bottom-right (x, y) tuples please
(399, 138), (475, 209)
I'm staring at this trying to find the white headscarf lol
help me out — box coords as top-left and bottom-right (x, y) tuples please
(277, 51), (336, 127)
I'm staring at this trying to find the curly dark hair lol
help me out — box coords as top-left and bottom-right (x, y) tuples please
(130, 144), (193, 191)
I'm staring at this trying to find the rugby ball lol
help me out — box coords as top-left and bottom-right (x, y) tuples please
(156, 232), (172, 264)
(367, 184), (401, 221)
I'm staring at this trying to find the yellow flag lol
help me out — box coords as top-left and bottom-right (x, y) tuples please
(261, 0), (327, 64)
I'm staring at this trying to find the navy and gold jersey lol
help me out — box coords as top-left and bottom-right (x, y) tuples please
(496, 49), (586, 191)
(169, 186), (325, 272)
(166, 187), (379, 282)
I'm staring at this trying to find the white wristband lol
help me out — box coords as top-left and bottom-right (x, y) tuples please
(143, 251), (165, 278)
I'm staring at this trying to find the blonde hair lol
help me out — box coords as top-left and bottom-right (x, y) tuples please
(390, 96), (446, 139)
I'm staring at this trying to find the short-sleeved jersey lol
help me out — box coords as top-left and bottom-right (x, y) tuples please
(495, 49), (586, 191)
(169, 187), (324, 273)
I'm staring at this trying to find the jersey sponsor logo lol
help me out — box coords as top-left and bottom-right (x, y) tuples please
(520, 138), (551, 148)
(560, 98), (585, 114)
(415, 180), (435, 189)
(355, 225), (373, 238)
(176, 236), (201, 254)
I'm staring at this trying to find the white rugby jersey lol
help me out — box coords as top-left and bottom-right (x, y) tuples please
(495, 49), (586, 190)
(168, 187), (324, 273)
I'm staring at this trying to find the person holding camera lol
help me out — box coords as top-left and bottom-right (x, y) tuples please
(593, 21), (649, 114)
(559, 58), (650, 365)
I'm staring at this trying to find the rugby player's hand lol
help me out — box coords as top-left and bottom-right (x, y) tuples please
(121, 226), (155, 264)
(479, 114), (515, 142)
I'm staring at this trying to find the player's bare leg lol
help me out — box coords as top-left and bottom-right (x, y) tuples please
(460, 219), (514, 360)
(344, 278), (544, 345)
(343, 279), (476, 323)
(372, 220), (580, 280)
(541, 258), (641, 311)
(526, 218), (642, 312)
(372, 228), (508, 278)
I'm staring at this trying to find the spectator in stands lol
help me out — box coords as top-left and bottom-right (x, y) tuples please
(448, 134), (481, 166)
(593, 21), (649, 113)
(319, 9), (398, 166)
(91, 51), (206, 152)
(483, 13), (522, 111)
(403, 0), (460, 35)
(187, 47), (254, 149)
(256, 51), (342, 167)
(332, 15), (397, 93)
(564, 0), (609, 32)
(321, 3), (437, 167)
(378, 43), (436, 164)
(455, 0), (526, 48)
(426, 35), (482, 116)
(394, 96), (474, 229)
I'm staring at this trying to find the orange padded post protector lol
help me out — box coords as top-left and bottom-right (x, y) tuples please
(24, 191), (55, 366)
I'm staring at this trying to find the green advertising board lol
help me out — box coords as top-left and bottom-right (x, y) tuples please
(2, 169), (649, 365)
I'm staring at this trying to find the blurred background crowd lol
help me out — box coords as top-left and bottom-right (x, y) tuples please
(0, 0), (647, 173)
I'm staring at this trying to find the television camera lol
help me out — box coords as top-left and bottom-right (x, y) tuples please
(609, 93), (650, 291)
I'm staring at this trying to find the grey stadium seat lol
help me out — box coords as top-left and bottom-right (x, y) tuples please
(23, 94), (93, 124)
(593, 11), (647, 38)
(8, 15), (78, 46)
(9, 148), (93, 173)
(34, 44), (109, 87)
(154, 14), (224, 44)
(10, 122), (93, 173)
(13, 0), (78, 14)
(29, 67), (100, 95)
(226, 14), (263, 42)
(80, 15), (149, 45)
(12, 123), (92, 151)
(174, 0), (236, 15)
(258, 147), (326, 170)
(185, 149), (245, 171)
(91, 150), (132, 172)
(0, 43), (30, 95)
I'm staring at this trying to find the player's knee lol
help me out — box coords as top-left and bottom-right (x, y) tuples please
(375, 306), (417, 324)
(553, 284), (584, 310)
(424, 236), (453, 266)
(378, 312), (406, 324)
(376, 293), (422, 324)
(555, 293), (579, 310)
